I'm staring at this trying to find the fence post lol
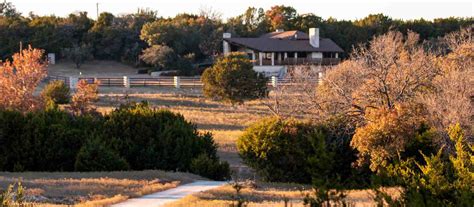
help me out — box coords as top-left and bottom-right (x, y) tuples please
(174, 76), (180, 89)
(271, 76), (278, 88)
(318, 71), (324, 85)
(123, 76), (130, 88)
(69, 77), (78, 89)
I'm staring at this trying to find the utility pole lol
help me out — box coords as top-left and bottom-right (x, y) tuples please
(96, 2), (99, 19)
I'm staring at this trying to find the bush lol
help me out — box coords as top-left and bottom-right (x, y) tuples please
(0, 103), (229, 180)
(103, 102), (226, 175)
(0, 109), (97, 171)
(237, 117), (317, 183)
(41, 80), (71, 104)
(238, 116), (369, 186)
(374, 124), (473, 206)
(75, 138), (129, 171)
(201, 52), (268, 104)
(71, 79), (99, 115)
(190, 154), (231, 181)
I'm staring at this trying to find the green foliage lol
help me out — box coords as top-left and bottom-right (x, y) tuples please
(41, 80), (70, 104)
(0, 1), (20, 18)
(190, 154), (231, 181)
(0, 109), (96, 171)
(0, 103), (228, 180)
(237, 117), (313, 182)
(304, 128), (349, 207)
(74, 137), (129, 172)
(238, 116), (367, 186)
(0, 181), (26, 207)
(1, 1), (471, 66)
(63, 44), (92, 68)
(202, 53), (268, 104)
(227, 7), (269, 37)
(102, 102), (228, 178)
(375, 124), (474, 206)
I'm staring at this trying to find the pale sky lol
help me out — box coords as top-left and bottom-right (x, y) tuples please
(9, 0), (474, 20)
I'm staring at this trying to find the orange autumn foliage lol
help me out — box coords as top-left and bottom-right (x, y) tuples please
(0, 46), (47, 111)
(70, 79), (99, 115)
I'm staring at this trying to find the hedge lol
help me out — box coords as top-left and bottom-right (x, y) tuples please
(0, 103), (230, 180)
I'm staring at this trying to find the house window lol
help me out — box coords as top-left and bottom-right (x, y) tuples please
(297, 52), (307, 58)
(265, 53), (273, 59)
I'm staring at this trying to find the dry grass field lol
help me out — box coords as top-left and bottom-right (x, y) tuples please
(0, 170), (205, 206)
(164, 182), (395, 207)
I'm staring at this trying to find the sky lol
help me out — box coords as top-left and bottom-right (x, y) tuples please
(9, 0), (474, 20)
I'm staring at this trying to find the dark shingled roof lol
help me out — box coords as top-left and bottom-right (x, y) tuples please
(225, 30), (343, 53)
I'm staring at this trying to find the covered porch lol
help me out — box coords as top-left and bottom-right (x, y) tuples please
(248, 51), (340, 66)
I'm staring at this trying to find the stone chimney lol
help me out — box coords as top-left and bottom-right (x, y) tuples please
(309, 28), (319, 48)
(223, 33), (231, 55)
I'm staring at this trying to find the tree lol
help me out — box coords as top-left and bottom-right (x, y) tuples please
(201, 52), (267, 104)
(317, 31), (438, 119)
(0, 1), (20, 18)
(0, 46), (46, 111)
(265, 5), (297, 31)
(350, 104), (427, 172)
(139, 44), (176, 70)
(420, 27), (473, 142)
(262, 66), (320, 118)
(293, 13), (323, 33)
(63, 44), (92, 68)
(41, 80), (71, 105)
(227, 7), (269, 37)
(70, 79), (99, 115)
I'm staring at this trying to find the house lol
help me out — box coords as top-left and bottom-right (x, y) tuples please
(223, 28), (343, 77)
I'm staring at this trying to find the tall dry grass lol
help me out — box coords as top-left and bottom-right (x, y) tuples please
(0, 170), (204, 206)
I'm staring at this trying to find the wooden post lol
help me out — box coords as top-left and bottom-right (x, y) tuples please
(123, 76), (130, 88)
(174, 76), (180, 89)
(69, 77), (78, 89)
(271, 52), (275, 66)
(271, 76), (278, 88)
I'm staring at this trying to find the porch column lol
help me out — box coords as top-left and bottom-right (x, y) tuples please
(335, 53), (339, 58)
(259, 52), (263, 66)
(284, 52), (288, 59)
(271, 52), (275, 66)
(294, 52), (298, 64)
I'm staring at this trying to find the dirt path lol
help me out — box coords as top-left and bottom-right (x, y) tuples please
(111, 180), (227, 207)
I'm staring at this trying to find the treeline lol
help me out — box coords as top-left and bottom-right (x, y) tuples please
(1, 2), (472, 68)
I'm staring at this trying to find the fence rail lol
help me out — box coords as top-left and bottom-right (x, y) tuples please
(45, 75), (319, 89)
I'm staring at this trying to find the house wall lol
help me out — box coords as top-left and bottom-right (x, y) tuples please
(311, 52), (323, 59)
(223, 40), (231, 55)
